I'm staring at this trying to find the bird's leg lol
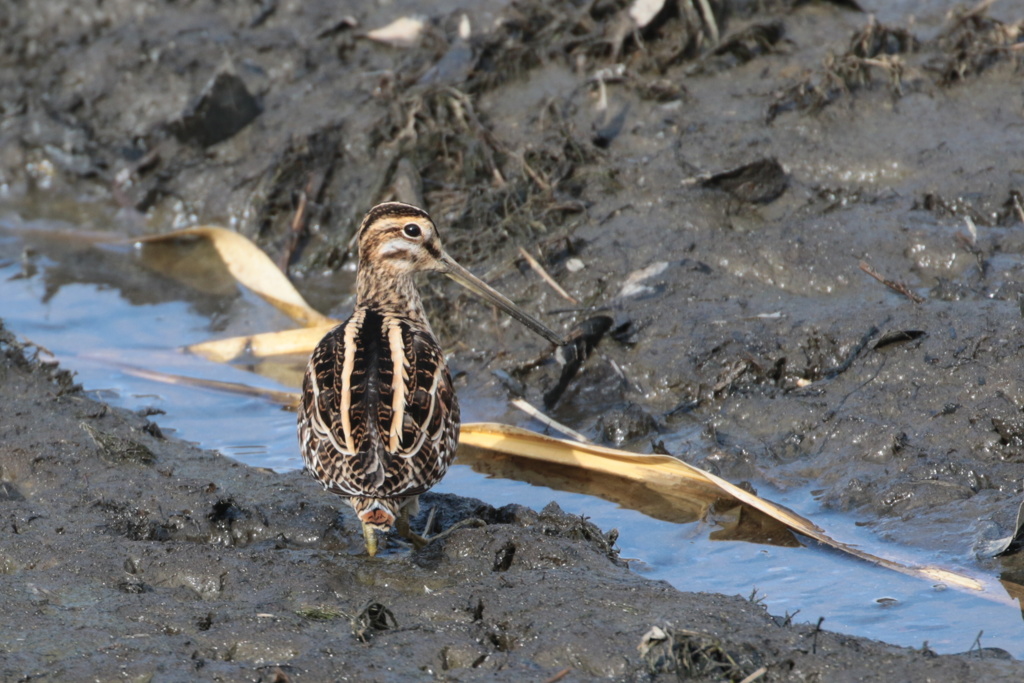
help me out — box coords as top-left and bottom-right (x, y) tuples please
(394, 502), (485, 549)
(426, 516), (487, 543)
(395, 504), (429, 549)
(420, 503), (488, 540)
(362, 522), (380, 557)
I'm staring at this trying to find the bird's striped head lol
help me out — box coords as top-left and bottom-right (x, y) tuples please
(355, 201), (568, 347)
(357, 202), (445, 276)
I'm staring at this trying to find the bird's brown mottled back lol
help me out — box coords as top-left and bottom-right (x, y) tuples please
(298, 201), (564, 555)
(297, 202), (460, 555)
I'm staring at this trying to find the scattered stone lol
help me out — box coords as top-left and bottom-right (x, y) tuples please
(170, 72), (262, 148)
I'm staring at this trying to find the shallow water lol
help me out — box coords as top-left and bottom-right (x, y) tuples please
(2, 208), (1023, 657)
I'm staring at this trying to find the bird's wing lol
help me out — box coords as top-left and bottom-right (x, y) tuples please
(300, 308), (458, 498)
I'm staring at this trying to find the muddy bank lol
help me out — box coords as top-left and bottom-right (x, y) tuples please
(4, 0), (1024, 675)
(1, 323), (1021, 680)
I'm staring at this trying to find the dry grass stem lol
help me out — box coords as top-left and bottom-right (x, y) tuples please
(739, 666), (769, 683)
(858, 260), (925, 304)
(509, 398), (591, 443)
(518, 247), (578, 304)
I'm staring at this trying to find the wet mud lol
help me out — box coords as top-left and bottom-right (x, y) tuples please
(1, 323), (1020, 681)
(4, 0), (1024, 679)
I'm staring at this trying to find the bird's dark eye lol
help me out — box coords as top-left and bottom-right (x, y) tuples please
(403, 223), (422, 238)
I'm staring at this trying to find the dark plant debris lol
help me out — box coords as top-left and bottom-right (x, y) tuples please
(699, 157), (788, 204)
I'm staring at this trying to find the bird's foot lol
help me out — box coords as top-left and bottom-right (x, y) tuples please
(395, 509), (485, 550)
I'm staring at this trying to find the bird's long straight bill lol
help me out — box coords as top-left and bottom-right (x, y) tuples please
(439, 254), (567, 347)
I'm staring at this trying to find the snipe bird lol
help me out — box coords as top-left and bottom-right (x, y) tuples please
(298, 202), (565, 556)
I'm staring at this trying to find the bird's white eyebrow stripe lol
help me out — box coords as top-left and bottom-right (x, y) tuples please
(378, 238), (413, 257)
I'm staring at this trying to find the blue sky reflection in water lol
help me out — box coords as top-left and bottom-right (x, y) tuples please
(1, 226), (1022, 657)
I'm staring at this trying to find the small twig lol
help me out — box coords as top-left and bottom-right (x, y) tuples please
(518, 153), (551, 192)
(680, 170), (715, 186)
(543, 668), (573, 683)
(510, 398), (590, 443)
(963, 215), (978, 245)
(961, 0), (998, 21)
(859, 261), (924, 303)
(821, 325), (880, 381)
(970, 630), (984, 656)
(595, 74), (609, 112)
(811, 616), (825, 654)
(518, 247), (578, 304)
(443, 86), (506, 185)
(1013, 194), (1024, 225)
(278, 189), (308, 273)
(739, 667), (768, 683)
(280, 170), (326, 272)
(422, 506), (437, 537)
(939, 0), (997, 38)
(695, 0), (719, 44)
